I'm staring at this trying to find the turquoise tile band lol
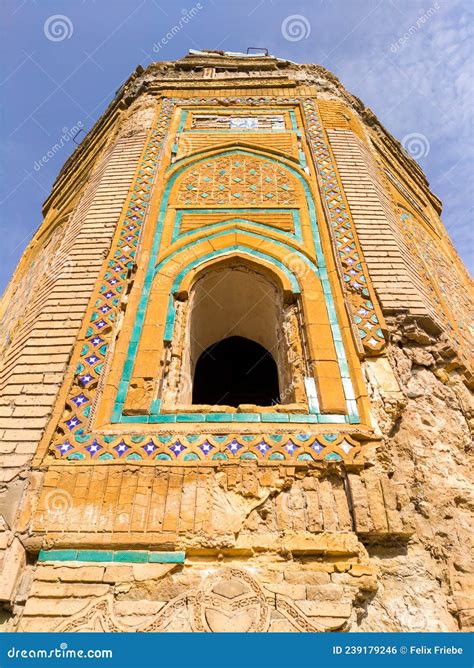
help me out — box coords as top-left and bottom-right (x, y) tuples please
(38, 549), (186, 564)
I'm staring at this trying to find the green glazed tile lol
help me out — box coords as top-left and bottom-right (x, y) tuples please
(176, 414), (204, 422)
(38, 549), (78, 562)
(205, 413), (233, 422)
(113, 551), (148, 563)
(232, 413), (261, 422)
(261, 413), (289, 422)
(77, 550), (114, 562)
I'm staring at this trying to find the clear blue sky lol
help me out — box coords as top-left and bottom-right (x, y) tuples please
(1, 0), (472, 292)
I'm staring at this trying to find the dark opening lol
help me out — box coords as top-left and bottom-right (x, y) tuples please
(192, 335), (280, 407)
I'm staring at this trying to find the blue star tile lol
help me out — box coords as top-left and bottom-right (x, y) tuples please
(143, 441), (157, 454)
(72, 394), (88, 407)
(226, 439), (242, 453)
(199, 440), (214, 455)
(169, 440), (186, 455)
(114, 441), (130, 456)
(86, 440), (102, 456)
(79, 374), (93, 386)
(256, 440), (270, 454)
(85, 355), (99, 365)
(284, 440), (299, 454)
(65, 416), (81, 430)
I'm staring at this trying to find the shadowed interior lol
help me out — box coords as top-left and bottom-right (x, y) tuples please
(192, 335), (280, 407)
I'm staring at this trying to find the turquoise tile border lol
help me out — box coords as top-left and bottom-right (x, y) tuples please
(112, 148), (359, 425)
(261, 413), (289, 422)
(232, 413), (261, 422)
(158, 240), (308, 341)
(177, 109), (187, 133)
(38, 549), (186, 564)
(204, 413), (234, 422)
(171, 208), (302, 243)
(176, 413), (205, 422)
(184, 128), (289, 133)
(289, 110), (298, 131)
(113, 551), (148, 563)
(143, 413), (354, 424)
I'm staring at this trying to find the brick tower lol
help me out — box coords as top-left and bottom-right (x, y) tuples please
(1, 50), (472, 633)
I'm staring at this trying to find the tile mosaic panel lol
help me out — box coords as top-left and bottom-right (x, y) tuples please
(56, 432), (362, 463)
(46, 95), (382, 462)
(302, 99), (386, 354)
(176, 155), (298, 206)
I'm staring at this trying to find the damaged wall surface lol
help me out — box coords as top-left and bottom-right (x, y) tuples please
(0, 50), (472, 633)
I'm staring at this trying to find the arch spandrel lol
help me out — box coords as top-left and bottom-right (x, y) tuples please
(169, 149), (304, 208)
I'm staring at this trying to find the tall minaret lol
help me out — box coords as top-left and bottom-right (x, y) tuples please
(0, 50), (472, 633)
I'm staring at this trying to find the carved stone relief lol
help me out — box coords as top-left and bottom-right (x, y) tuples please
(56, 567), (351, 633)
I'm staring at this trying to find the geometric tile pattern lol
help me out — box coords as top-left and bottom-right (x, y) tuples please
(48, 95), (383, 462)
(177, 155), (298, 206)
(302, 99), (386, 353)
(55, 432), (362, 463)
(52, 98), (176, 450)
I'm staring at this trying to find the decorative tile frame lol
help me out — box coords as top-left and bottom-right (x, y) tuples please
(58, 433), (362, 463)
(43, 95), (385, 464)
(111, 148), (358, 424)
(302, 99), (386, 353)
(170, 209), (302, 243)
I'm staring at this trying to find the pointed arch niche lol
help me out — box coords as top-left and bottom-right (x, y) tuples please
(98, 145), (368, 427)
(169, 256), (305, 409)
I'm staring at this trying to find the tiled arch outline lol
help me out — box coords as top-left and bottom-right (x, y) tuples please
(42, 95), (385, 463)
(114, 241), (305, 422)
(112, 147), (359, 424)
(170, 209), (303, 244)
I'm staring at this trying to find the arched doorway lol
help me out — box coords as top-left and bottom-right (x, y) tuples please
(184, 259), (295, 407)
(192, 335), (280, 407)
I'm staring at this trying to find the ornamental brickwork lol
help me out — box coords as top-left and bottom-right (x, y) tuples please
(0, 50), (472, 633)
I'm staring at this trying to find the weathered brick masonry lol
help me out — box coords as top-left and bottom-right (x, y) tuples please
(0, 51), (472, 633)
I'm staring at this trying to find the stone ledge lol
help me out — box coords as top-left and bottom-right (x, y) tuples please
(228, 531), (361, 556)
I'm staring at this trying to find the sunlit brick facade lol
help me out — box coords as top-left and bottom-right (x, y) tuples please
(1, 51), (472, 632)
